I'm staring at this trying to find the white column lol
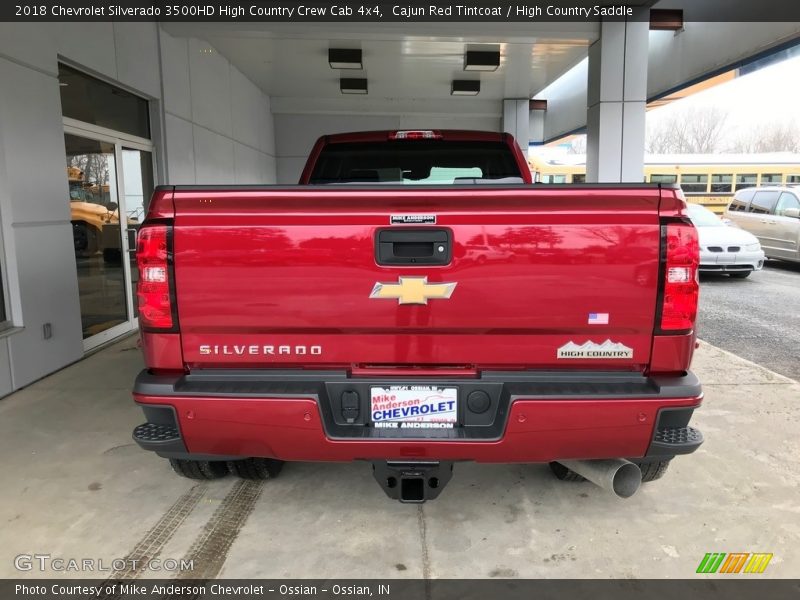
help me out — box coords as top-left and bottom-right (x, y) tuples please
(502, 99), (530, 153)
(586, 12), (648, 183)
(528, 109), (545, 146)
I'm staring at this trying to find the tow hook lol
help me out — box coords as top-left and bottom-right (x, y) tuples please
(371, 461), (453, 503)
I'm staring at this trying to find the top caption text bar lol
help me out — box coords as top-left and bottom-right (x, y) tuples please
(5, 1), (800, 22)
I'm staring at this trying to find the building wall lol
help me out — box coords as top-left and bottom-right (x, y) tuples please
(159, 31), (276, 185)
(537, 58), (588, 143)
(0, 24), (275, 396)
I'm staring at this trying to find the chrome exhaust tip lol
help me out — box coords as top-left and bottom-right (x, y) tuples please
(557, 459), (642, 499)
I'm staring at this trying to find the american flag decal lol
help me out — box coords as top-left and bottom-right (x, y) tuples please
(588, 313), (609, 325)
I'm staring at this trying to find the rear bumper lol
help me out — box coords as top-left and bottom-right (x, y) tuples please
(132, 369), (703, 463)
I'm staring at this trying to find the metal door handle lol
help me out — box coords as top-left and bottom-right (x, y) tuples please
(126, 227), (138, 252)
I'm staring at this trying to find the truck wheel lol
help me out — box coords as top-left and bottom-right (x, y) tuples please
(632, 459), (671, 483)
(548, 461), (585, 482)
(169, 458), (229, 480)
(73, 222), (89, 252)
(227, 458), (284, 480)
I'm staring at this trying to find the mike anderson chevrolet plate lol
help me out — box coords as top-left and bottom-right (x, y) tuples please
(371, 385), (458, 428)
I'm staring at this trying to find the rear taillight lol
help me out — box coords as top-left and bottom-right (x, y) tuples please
(137, 224), (176, 330)
(659, 221), (699, 332)
(388, 130), (443, 140)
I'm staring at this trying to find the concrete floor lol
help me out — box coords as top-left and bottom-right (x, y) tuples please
(0, 336), (798, 579)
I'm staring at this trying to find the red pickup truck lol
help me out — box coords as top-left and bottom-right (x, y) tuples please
(132, 130), (703, 502)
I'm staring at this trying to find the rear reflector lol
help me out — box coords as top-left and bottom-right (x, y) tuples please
(137, 224), (175, 330)
(660, 222), (699, 331)
(389, 130), (443, 140)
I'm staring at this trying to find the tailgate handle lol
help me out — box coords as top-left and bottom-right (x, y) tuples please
(376, 228), (452, 265)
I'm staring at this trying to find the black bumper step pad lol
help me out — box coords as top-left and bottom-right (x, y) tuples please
(134, 422), (180, 443)
(654, 425), (703, 445)
(648, 425), (704, 456)
(132, 422), (187, 456)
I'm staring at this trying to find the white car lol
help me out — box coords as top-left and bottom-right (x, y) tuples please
(687, 203), (765, 278)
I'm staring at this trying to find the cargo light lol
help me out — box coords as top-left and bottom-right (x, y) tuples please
(659, 222), (699, 332)
(389, 130), (443, 140)
(136, 224), (176, 330)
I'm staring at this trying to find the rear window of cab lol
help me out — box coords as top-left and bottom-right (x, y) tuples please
(309, 141), (522, 184)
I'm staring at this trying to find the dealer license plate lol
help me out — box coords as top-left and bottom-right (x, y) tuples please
(370, 385), (458, 429)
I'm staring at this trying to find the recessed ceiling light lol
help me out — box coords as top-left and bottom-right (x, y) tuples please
(329, 48), (363, 70)
(340, 77), (368, 94)
(464, 50), (500, 71)
(451, 80), (480, 96)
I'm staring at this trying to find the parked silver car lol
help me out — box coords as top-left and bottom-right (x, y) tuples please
(687, 203), (765, 278)
(724, 186), (800, 263)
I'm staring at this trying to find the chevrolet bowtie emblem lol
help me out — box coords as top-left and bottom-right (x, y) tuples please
(369, 277), (457, 305)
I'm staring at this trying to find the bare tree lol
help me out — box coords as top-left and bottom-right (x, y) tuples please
(567, 135), (586, 154)
(645, 122), (677, 154)
(646, 106), (729, 154)
(683, 106), (728, 153)
(727, 120), (800, 153)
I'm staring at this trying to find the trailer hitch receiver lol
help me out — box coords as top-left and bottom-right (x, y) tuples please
(372, 461), (453, 503)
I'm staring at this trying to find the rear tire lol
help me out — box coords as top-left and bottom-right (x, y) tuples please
(729, 271), (751, 279)
(548, 461), (586, 482)
(632, 459), (672, 483)
(169, 458), (229, 480)
(227, 457), (284, 480)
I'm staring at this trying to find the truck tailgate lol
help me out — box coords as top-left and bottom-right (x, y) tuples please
(172, 186), (662, 371)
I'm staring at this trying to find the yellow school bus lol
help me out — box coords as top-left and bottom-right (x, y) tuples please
(528, 152), (800, 213)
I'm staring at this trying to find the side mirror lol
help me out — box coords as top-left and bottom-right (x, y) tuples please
(106, 202), (118, 212)
(783, 207), (800, 219)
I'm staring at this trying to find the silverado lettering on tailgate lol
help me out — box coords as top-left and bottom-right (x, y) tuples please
(199, 345), (322, 356)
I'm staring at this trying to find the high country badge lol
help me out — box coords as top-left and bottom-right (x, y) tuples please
(557, 340), (633, 359)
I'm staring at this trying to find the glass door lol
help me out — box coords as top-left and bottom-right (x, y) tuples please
(120, 147), (155, 318)
(59, 64), (155, 350)
(65, 128), (156, 350)
(65, 133), (131, 345)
